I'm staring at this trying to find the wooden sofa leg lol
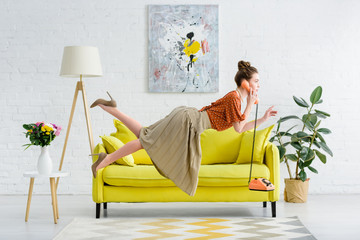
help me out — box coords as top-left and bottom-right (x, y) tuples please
(263, 201), (267, 208)
(96, 203), (100, 218)
(104, 202), (107, 209)
(271, 201), (276, 218)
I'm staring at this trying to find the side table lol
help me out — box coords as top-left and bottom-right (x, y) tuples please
(23, 171), (70, 224)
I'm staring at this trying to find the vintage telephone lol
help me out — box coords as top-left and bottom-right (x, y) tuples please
(241, 80), (274, 192)
(241, 80), (259, 104)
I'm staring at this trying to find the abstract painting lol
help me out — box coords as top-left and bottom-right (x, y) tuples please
(149, 5), (219, 92)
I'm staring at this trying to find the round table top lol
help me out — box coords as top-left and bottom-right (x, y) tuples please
(23, 171), (70, 178)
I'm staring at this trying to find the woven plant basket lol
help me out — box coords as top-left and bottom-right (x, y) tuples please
(284, 178), (310, 203)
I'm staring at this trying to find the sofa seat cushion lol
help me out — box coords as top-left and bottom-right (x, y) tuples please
(102, 164), (270, 187)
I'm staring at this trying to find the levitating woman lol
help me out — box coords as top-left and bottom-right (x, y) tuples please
(90, 60), (277, 196)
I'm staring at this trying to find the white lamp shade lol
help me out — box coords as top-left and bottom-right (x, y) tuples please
(60, 46), (103, 77)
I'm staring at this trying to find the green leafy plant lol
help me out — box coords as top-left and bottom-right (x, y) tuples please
(270, 86), (333, 181)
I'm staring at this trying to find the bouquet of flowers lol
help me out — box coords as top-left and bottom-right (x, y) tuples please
(23, 122), (62, 150)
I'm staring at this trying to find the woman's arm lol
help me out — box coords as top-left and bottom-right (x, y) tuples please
(232, 105), (277, 133)
(233, 87), (257, 133)
(233, 117), (266, 133)
(234, 117), (267, 133)
(232, 104), (252, 133)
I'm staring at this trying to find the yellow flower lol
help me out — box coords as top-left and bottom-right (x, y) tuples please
(46, 132), (50, 135)
(41, 127), (45, 132)
(44, 125), (53, 131)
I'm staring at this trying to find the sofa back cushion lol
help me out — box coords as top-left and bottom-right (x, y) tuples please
(200, 127), (244, 164)
(109, 119), (270, 166)
(235, 124), (274, 164)
(111, 119), (152, 165)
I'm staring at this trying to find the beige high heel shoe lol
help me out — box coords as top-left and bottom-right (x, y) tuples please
(90, 91), (117, 108)
(89, 152), (107, 178)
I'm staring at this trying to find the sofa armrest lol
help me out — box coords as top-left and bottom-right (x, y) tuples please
(92, 144), (106, 203)
(264, 142), (280, 201)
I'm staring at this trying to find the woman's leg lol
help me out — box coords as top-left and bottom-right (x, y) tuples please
(96, 139), (143, 171)
(98, 104), (142, 138)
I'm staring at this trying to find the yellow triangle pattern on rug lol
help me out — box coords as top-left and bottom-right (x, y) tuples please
(186, 218), (233, 239)
(139, 219), (183, 239)
(54, 217), (317, 240)
(139, 218), (233, 240)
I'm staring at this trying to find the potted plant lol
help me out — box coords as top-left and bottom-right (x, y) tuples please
(23, 122), (62, 174)
(270, 86), (333, 203)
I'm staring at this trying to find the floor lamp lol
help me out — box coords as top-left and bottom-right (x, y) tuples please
(56, 46), (103, 189)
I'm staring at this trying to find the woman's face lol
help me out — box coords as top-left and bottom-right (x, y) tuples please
(249, 73), (260, 92)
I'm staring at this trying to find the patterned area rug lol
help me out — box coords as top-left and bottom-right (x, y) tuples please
(54, 217), (316, 240)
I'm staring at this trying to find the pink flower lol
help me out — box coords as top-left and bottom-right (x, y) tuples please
(36, 121), (44, 127)
(55, 126), (62, 136)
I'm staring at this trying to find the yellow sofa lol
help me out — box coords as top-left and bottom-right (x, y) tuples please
(92, 121), (280, 218)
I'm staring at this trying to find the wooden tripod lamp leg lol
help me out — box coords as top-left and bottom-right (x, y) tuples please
(55, 77), (96, 190)
(56, 81), (80, 189)
(79, 80), (95, 153)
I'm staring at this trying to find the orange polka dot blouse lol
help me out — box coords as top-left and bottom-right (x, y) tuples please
(199, 90), (245, 131)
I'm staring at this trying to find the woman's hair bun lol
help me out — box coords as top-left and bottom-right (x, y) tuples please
(238, 60), (251, 71)
(234, 60), (258, 87)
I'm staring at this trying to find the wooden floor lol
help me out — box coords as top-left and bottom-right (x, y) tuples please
(0, 194), (358, 239)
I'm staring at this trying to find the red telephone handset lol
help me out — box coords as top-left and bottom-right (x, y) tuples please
(241, 81), (259, 104)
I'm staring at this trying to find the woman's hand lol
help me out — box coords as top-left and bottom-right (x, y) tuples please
(262, 105), (278, 121)
(247, 88), (258, 106)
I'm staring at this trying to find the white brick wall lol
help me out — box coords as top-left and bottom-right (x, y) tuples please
(1, 0), (359, 195)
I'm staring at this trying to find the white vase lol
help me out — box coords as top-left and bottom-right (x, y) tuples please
(37, 146), (53, 174)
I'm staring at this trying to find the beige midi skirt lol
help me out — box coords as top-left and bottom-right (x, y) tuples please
(138, 106), (212, 196)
